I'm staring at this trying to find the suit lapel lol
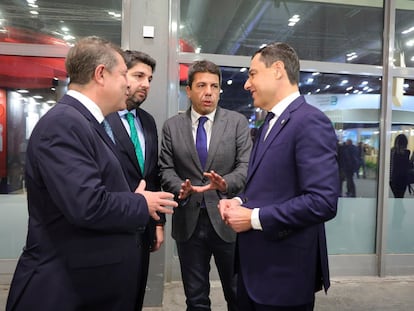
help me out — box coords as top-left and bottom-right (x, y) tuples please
(246, 96), (304, 184)
(137, 109), (154, 176)
(107, 113), (141, 174)
(61, 96), (119, 156)
(180, 109), (204, 171)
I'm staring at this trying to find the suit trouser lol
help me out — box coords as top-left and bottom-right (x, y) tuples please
(237, 272), (315, 311)
(135, 229), (150, 311)
(176, 208), (237, 311)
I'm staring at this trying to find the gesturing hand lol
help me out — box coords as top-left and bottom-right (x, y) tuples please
(135, 180), (177, 220)
(178, 171), (228, 200)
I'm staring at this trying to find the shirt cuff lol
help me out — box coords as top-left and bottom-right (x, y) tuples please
(251, 208), (263, 231)
(233, 197), (243, 205)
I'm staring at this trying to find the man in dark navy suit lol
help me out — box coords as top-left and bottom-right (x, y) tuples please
(219, 42), (339, 311)
(6, 36), (176, 311)
(106, 50), (165, 310)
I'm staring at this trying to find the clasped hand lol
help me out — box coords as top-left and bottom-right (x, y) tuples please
(178, 170), (227, 200)
(218, 198), (253, 233)
(135, 180), (177, 220)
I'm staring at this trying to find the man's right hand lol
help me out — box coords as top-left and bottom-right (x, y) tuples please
(135, 180), (177, 220)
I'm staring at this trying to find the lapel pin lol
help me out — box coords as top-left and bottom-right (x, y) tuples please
(281, 119), (286, 125)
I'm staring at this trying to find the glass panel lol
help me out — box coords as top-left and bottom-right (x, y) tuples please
(0, 0), (122, 45)
(0, 55), (67, 194)
(396, 1), (414, 68)
(387, 78), (414, 254)
(179, 64), (380, 253)
(179, 0), (384, 64)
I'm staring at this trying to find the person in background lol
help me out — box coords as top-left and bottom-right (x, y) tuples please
(339, 139), (359, 197)
(357, 141), (367, 179)
(6, 36), (176, 311)
(389, 133), (411, 198)
(159, 60), (252, 311)
(219, 42), (339, 311)
(106, 50), (164, 310)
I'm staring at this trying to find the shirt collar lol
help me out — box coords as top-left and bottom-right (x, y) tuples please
(269, 91), (300, 117)
(67, 89), (104, 123)
(190, 107), (217, 125)
(118, 108), (136, 118)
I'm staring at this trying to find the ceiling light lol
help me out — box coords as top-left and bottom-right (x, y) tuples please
(240, 68), (247, 72)
(61, 27), (69, 32)
(346, 86), (353, 91)
(341, 79), (349, 85)
(17, 89), (29, 93)
(307, 78), (314, 83)
(288, 14), (300, 26)
(406, 40), (414, 47)
(402, 26), (414, 35)
(260, 44), (267, 49)
(30, 10), (39, 15)
(325, 85), (331, 89)
(33, 95), (43, 99)
(227, 80), (233, 85)
(63, 35), (75, 41)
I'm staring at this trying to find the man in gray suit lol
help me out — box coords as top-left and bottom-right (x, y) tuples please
(159, 60), (252, 311)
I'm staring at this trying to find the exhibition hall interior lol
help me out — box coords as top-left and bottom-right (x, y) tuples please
(0, 0), (413, 307)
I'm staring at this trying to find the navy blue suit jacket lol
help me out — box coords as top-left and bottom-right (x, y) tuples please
(7, 94), (150, 311)
(238, 96), (339, 306)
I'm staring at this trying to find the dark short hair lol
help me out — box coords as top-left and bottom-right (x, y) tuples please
(252, 42), (300, 85)
(65, 36), (123, 85)
(123, 50), (156, 72)
(187, 60), (222, 89)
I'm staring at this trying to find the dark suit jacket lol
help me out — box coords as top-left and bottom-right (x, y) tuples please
(159, 107), (252, 243)
(238, 96), (339, 306)
(6, 94), (150, 311)
(106, 109), (165, 247)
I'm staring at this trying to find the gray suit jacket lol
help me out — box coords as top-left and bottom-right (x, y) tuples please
(159, 107), (252, 242)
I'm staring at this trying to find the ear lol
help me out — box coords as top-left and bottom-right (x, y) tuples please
(272, 60), (284, 79)
(185, 85), (191, 98)
(94, 64), (106, 85)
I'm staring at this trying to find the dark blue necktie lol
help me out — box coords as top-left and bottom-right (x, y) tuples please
(252, 112), (275, 166)
(258, 112), (275, 142)
(196, 116), (208, 169)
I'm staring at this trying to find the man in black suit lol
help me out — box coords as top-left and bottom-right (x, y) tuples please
(6, 36), (176, 311)
(106, 50), (164, 310)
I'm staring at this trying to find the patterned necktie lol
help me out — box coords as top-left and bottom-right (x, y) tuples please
(126, 112), (145, 173)
(102, 119), (115, 144)
(196, 116), (208, 169)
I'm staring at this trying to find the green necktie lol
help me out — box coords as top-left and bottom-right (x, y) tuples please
(126, 112), (145, 172)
